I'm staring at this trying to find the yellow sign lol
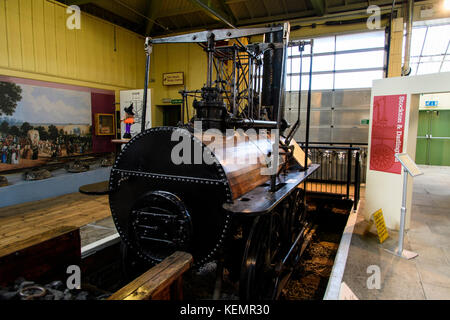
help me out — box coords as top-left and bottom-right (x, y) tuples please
(163, 72), (184, 86)
(373, 209), (389, 243)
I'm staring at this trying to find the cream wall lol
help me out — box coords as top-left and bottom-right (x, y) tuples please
(366, 72), (450, 230)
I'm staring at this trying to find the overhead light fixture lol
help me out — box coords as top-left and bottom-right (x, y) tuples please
(444, 0), (450, 10)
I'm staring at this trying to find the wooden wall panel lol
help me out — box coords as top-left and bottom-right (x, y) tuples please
(55, 4), (68, 76)
(5, 0), (23, 69)
(43, 0), (57, 75)
(0, 0), (146, 93)
(65, 18), (78, 79)
(19, 0), (35, 72)
(0, 0), (9, 68)
(31, 0), (47, 74)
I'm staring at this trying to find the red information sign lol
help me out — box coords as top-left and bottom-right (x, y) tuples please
(370, 94), (407, 175)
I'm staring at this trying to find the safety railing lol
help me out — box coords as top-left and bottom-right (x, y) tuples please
(300, 143), (364, 210)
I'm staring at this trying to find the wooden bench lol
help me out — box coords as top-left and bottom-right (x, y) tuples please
(108, 251), (193, 300)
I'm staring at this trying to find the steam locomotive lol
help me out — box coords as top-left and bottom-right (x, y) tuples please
(109, 24), (318, 299)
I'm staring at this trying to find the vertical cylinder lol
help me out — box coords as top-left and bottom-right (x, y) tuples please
(398, 168), (408, 254)
(233, 48), (237, 116)
(141, 54), (150, 133)
(207, 51), (213, 87)
(206, 34), (215, 87)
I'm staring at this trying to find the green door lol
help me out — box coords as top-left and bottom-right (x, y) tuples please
(416, 110), (450, 166)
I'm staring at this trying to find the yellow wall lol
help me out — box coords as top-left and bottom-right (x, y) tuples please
(8, 1), (448, 126)
(0, 0), (396, 127)
(149, 43), (207, 126)
(0, 0), (210, 127)
(0, 0), (146, 104)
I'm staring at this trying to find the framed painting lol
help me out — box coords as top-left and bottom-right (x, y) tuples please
(95, 113), (115, 136)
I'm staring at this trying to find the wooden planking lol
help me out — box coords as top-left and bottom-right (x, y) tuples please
(5, 0), (23, 69)
(19, 0), (35, 72)
(108, 251), (193, 300)
(0, 0), (145, 90)
(0, 193), (111, 258)
(65, 11), (78, 79)
(97, 19), (107, 85)
(135, 35), (144, 89)
(32, 0), (47, 74)
(43, 0), (57, 75)
(55, 4), (68, 76)
(116, 27), (126, 87)
(0, 0), (10, 67)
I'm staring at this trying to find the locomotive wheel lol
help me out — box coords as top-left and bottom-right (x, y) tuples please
(239, 189), (308, 300)
(239, 214), (285, 300)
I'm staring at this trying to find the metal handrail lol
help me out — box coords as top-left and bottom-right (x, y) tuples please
(304, 144), (362, 210)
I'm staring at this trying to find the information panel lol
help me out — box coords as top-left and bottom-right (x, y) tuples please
(370, 94), (407, 174)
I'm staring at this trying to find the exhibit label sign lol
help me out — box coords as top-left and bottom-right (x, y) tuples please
(373, 209), (389, 243)
(163, 72), (184, 86)
(370, 94), (407, 174)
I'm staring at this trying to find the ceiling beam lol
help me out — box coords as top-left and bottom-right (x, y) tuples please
(217, 0), (237, 23)
(237, 9), (316, 26)
(145, 0), (164, 35)
(187, 0), (236, 28)
(66, 0), (97, 5)
(309, 0), (325, 16)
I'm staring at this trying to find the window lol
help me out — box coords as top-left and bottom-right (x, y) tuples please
(286, 30), (386, 91)
(407, 21), (450, 75)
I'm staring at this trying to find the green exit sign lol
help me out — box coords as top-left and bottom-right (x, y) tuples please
(171, 99), (183, 104)
(361, 119), (369, 125)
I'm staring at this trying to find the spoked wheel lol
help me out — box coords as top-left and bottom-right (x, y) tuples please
(239, 214), (286, 300)
(284, 188), (309, 267)
(239, 189), (309, 300)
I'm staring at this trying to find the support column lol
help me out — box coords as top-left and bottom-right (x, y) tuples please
(387, 18), (404, 78)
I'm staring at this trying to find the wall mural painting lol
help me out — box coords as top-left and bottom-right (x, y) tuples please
(0, 78), (96, 172)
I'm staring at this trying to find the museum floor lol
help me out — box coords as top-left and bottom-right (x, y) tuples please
(343, 165), (450, 299)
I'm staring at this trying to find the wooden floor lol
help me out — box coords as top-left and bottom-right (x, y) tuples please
(0, 193), (111, 258)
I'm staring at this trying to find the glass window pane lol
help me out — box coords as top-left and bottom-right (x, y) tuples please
(409, 27), (427, 58)
(286, 76), (299, 91)
(416, 61), (441, 74)
(420, 54), (446, 63)
(312, 55), (334, 72)
(312, 36), (335, 53)
(336, 31), (385, 51)
(409, 63), (419, 75)
(290, 45), (299, 56)
(310, 74), (333, 90)
(335, 70), (383, 89)
(291, 45), (311, 56)
(441, 61), (450, 72)
(286, 74), (328, 91)
(287, 57), (310, 73)
(421, 25), (450, 56)
(410, 56), (420, 64)
(335, 50), (384, 70)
